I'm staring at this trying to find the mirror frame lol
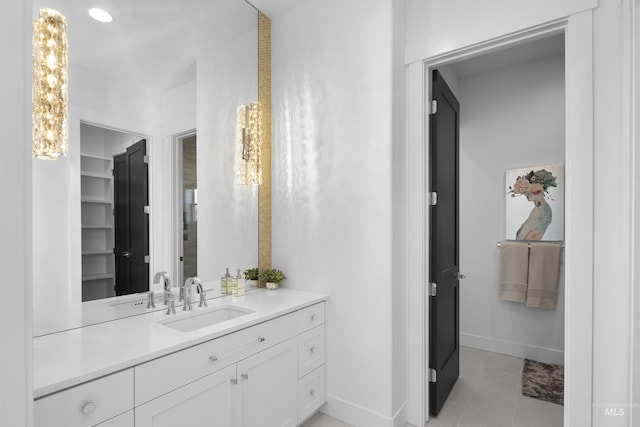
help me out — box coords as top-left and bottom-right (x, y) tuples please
(258, 12), (272, 276)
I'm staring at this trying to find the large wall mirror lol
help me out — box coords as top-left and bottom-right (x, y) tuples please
(32, 0), (263, 336)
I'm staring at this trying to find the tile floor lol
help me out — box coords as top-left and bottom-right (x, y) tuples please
(300, 412), (353, 427)
(425, 346), (563, 427)
(301, 346), (563, 427)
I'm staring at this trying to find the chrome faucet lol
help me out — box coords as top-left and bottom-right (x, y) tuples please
(182, 277), (207, 311)
(153, 272), (172, 305)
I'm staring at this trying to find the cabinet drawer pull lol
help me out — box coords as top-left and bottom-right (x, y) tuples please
(241, 373), (249, 380)
(310, 314), (316, 321)
(209, 355), (218, 362)
(81, 401), (96, 415)
(309, 346), (316, 354)
(231, 378), (238, 385)
(309, 389), (315, 397)
(218, 337), (267, 360)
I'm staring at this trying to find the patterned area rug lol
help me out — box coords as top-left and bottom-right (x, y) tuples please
(521, 359), (564, 405)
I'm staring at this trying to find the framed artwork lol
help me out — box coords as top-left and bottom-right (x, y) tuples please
(505, 164), (564, 241)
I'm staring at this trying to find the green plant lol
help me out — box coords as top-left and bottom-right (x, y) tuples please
(259, 268), (286, 284)
(244, 267), (259, 280)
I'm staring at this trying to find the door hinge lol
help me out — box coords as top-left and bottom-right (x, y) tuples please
(429, 282), (437, 297)
(144, 255), (150, 264)
(143, 155), (149, 164)
(429, 368), (437, 383)
(428, 192), (437, 206)
(430, 99), (438, 115)
(144, 206), (150, 214)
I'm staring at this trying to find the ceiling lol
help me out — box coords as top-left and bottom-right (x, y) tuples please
(451, 33), (565, 79)
(31, 0), (259, 92)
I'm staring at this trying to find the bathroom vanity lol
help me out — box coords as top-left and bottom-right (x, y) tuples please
(33, 288), (327, 427)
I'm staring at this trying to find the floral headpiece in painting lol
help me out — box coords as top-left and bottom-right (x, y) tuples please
(508, 168), (557, 199)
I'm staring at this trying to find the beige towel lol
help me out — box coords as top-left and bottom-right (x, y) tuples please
(499, 241), (530, 302)
(526, 242), (561, 309)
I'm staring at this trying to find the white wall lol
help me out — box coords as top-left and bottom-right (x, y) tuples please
(196, 28), (258, 284)
(32, 65), (164, 307)
(162, 81), (197, 137)
(457, 53), (566, 365)
(0, 0), (32, 425)
(391, 0), (407, 418)
(591, 1), (634, 425)
(405, 0), (635, 425)
(153, 80), (198, 287)
(405, 0), (598, 62)
(271, 0), (402, 425)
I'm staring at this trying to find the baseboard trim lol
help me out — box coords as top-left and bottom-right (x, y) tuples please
(321, 395), (407, 427)
(461, 332), (564, 365)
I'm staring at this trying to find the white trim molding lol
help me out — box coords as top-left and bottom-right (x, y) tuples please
(405, 16), (595, 427)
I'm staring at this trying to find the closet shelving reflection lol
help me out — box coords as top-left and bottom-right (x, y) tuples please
(80, 153), (115, 301)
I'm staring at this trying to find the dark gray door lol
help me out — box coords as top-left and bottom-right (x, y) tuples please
(429, 69), (460, 416)
(114, 139), (149, 296)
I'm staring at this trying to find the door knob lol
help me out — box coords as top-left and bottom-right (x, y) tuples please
(457, 273), (466, 280)
(122, 251), (132, 258)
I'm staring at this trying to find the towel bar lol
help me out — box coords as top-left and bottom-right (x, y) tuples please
(496, 241), (565, 249)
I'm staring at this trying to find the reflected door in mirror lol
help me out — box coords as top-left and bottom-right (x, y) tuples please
(114, 139), (150, 296)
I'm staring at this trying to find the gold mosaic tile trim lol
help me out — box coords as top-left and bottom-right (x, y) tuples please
(258, 12), (272, 287)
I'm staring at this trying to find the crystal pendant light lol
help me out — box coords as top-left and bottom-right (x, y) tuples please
(32, 8), (68, 160)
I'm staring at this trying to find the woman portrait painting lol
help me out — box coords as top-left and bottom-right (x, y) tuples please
(506, 165), (564, 241)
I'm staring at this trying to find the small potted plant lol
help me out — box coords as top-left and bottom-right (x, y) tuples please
(244, 267), (259, 287)
(259, 268), (286, 289)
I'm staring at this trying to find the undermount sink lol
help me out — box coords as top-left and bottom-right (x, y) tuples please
(160, 305), (255, 332)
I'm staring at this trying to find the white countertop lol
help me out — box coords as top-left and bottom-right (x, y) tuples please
(33, 281), (229, 337)
(33, 288), (327, 399)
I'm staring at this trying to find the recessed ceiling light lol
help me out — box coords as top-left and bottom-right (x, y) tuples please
(88, 8), (113, 23)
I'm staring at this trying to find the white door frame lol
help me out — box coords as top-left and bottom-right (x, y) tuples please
(172, 130), (197, 289)
(406, 12), (594, 426)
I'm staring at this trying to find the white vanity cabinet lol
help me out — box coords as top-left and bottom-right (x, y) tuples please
(135, 301), (325, 427)
(295, 303), (326, 423)
(237, 338), (298, 427)
(34, 369), (134, 427)
(34, 296), (327, 427)
(134, 339), (298, 427)
(135, 364), (236, 426)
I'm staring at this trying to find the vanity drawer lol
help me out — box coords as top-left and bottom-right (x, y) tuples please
(135, 312), (297, 405)
(296, 302), (325, 334)
(298, 324), (325, 378)
(95, 410), (133, 426)
(34, 369), (133, 427)
(298, 365), (326, 424)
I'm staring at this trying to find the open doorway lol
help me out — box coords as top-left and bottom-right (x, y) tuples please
(427, 33), (566, 425)
(174, 132), (198, 288)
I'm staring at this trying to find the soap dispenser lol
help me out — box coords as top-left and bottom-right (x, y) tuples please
(233, 269), (245, 297)
(221, 268), (231, 294)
